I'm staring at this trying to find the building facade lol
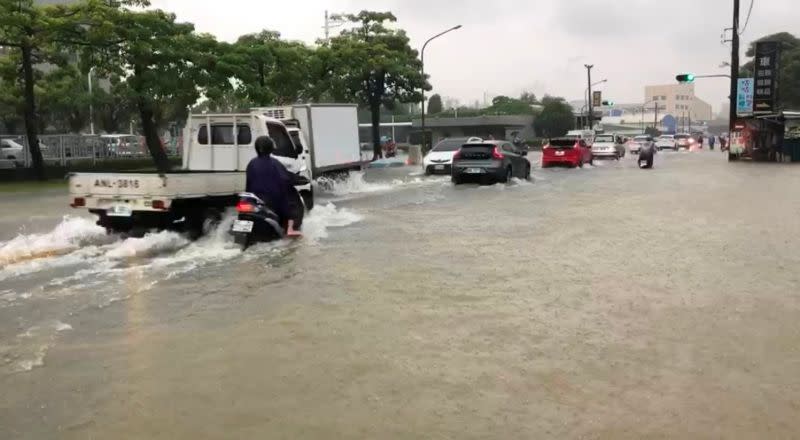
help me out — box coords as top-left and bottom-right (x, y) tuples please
(645, 83), (713, 122)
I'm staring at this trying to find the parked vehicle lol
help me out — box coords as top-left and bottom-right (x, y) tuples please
(542, 136), (593, 168)
(69, 113), (316, 237)
(629, 135), (655, 155)
(101, 134), (142, 157)
(591, 134), (625, 159)
(1, 139), (24, 163)
(656, 134), (678, 151)
(675, 133), (692, 150)
(423, 137), (482, 175)
(451, 140), (531, 184)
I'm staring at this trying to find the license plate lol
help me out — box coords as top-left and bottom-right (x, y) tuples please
(434, 165), (445, 170)
(465, 168), (484, 174)
(555, 151), (565, 156)
(107, 204), (132, 217)
(232, 220), (254, 233)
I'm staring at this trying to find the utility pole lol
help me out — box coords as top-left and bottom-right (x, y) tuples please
(654, 103), (659, 133)
(729, 0), (740, 135)
(323, 10), (345, 42)
(585, 64), (594, 129)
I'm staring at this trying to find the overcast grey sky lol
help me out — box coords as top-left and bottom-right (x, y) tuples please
(150, 0), (796, 112)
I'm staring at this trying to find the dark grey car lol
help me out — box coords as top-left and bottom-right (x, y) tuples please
(451, 141), (531, 184)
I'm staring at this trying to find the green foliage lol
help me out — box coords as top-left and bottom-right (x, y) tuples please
(427, 94), (443, 115)
(327, 11), (428, 158)
(213, 30), (316, 108)
(484, 96), (535, 115)
(740, 32), (800, 110)
(82, 2), (221, 171)
(534, 96), (574, 138)
(519, 91), (538, 105)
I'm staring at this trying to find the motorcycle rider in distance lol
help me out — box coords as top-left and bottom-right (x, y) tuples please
(245, 136), (302, 237)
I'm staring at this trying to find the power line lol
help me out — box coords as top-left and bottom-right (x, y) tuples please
(739, 0), (754, 35)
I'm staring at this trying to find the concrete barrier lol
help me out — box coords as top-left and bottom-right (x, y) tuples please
(407, 145), (423, 165)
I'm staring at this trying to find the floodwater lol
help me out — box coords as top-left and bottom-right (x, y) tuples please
(2, 151), (799, 439)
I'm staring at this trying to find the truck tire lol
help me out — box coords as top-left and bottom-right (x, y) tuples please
(188, 207), (222, 240)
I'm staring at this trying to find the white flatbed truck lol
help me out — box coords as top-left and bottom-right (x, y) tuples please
(68, 104), (363, 236)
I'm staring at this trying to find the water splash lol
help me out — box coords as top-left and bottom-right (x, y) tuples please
(0, 216), (108, 267)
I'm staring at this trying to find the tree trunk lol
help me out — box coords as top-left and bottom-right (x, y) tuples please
(370, 100), (382, 161)
(138, 99), (171, 174)
(21, 43), (45, 180)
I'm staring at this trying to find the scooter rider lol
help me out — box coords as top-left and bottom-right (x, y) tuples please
(245, 136), (301, 237)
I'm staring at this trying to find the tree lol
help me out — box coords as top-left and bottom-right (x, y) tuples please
(534, 96), (574, 138)
(519, 91), (538, 105)
(85, 3), (222, 173)
(0, 0), (93, 178)
(218, 30), (316, 107)
(741, 32), (800, 110)
(427, 94), (443, 114)
(327, 11), (428, 160)
(38, 65), (91, 133)
(483, 95), (534, 115)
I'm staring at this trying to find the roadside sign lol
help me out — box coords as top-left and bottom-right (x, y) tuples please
(592, 91), (602, 108)
(753, 41), (781, 114)
(736, 78), (754, 116)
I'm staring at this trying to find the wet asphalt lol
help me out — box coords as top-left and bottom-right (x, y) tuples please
(1, 150), (800, 439)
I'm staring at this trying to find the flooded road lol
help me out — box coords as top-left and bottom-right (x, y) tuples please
(2, 151), (800, 439)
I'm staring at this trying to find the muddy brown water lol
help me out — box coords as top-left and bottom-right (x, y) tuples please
(2, 151), (799, 439)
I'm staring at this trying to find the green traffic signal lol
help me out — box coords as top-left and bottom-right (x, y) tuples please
(676, 73), (695, 83)
(602, 100), (614, 106)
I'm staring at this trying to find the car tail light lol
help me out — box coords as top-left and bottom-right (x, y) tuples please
(492, 147), (504, 160)
(452, 149), (462, 160)
(71, 197), (85, 208)
(236, 201), (255, 213)
(152, 200), (166, 210)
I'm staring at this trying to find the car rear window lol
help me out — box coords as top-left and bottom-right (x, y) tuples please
(595, 135), (614, 142)
(549, 139), (577, 147)
(433, 139), (466, 152)
(675, 134), (690, 139)
(198, 124), (252, 145)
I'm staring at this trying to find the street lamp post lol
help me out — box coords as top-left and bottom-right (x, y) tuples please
(88, 67), (95, 135)
(420, 24), (462, 151)
(584, 78), (607, 128)
(584, 64), (595, 129)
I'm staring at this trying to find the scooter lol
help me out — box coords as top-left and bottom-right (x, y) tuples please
(638, 143), (655, 169)
(231, 177), (308, 249)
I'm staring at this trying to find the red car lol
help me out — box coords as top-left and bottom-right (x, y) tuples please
(541, 136), (593, 168)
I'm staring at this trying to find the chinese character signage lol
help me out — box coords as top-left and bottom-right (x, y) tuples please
(592, 91), (602, 108)
(753, 41), (781, 114)
(737, 78), (754, 116)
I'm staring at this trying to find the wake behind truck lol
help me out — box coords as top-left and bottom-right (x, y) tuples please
(68, 104), (362, 236)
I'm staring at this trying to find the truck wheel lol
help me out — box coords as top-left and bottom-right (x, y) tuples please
(188, 207), (221, 240)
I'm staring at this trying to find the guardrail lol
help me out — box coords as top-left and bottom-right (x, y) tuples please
(0, 134), (181, 168)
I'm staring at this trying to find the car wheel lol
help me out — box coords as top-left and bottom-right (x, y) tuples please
(500, 167), (512, 183)
(525, 165), (532, 180)
(577, 159), (583, 168)
(451, 175), (462, 185)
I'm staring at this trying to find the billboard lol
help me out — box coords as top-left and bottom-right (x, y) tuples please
(592, 91), (602, 108)
(737, 78), (754, 116)
(753, 41), (781, 114)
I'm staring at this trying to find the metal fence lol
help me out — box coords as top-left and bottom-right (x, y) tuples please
(0, 134), (181, 168)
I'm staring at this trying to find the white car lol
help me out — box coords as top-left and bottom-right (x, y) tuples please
(629, 135), (655, 155)
(656, 134), (677, 151)
(424, 137), (482, 175)
(591, 134), (625, 159)
(1, 139), (25, 163)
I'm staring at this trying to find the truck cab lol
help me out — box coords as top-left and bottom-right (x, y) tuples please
(183, 113), (313, 208)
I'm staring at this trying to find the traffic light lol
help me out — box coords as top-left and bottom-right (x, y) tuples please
(676, 73), (695, 83)
(602, 100), (614, 106)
